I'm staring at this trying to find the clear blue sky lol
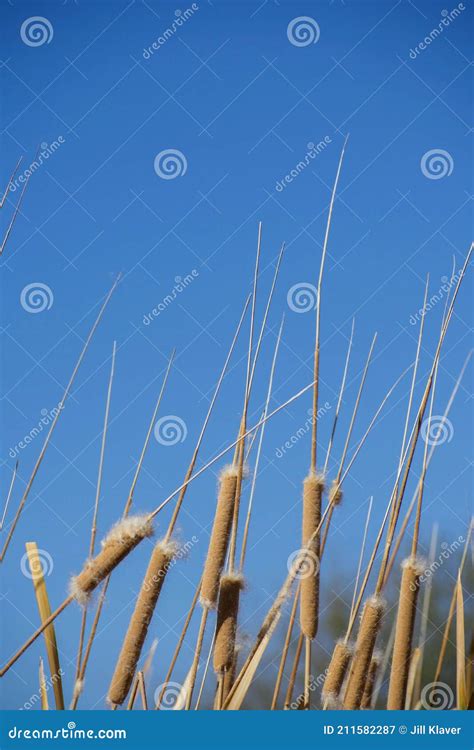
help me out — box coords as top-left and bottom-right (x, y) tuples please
(0, 0), (472, 710)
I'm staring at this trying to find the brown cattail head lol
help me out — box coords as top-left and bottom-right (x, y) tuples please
(213, 573), (244, 674)
(70, 515), (153, 605)
(107, 539), (177, 706)
(329, 481), (343, 507)
(387, 556), (424, 710)
(322, 639), (353, 702)
(361, 650), (381, 709)
(300, 473), (324, 640)
(200, 467), (238, 609)
(343, 595), (385, 709)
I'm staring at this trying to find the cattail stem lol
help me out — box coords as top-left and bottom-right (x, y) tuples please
(284, 633), (304, 709)
(271, 583), (300, 710)
(185, 607), (208, 709)
(343, 596), (385, 709)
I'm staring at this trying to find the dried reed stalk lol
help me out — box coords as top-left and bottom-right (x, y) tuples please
(433, 521), (472, 684)
(39, 657), (49, 710)
(271, 583), (300, 710)
(25, 542), (64, 710)
(0, 460), (18, 531)
(456, 572), (467, 710)
(75, 341), (116, 686)
(343, 596), (385, 709)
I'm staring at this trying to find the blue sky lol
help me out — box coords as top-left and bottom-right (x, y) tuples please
(0, 0), (472, 710)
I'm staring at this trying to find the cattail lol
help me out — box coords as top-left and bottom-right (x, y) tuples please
(213, 573), (244, 674)
(300, 474), (324, 640)
(343, 595), (385, 709)
(107, 540), (177, 706)
(329, 480), (343, 507)
(322, 639), (353, 703)
(200, 467), (238, 609)
(70, 515), (153, 605)
(387, 556), (422, 710)
(361, 651), (381, 709)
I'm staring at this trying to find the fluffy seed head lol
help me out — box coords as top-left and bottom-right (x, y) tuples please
(343, 595), (385, 709)
(70, 515), (153, 605)
(387, 559), (421, 710)
(322, 639), (353, 701)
